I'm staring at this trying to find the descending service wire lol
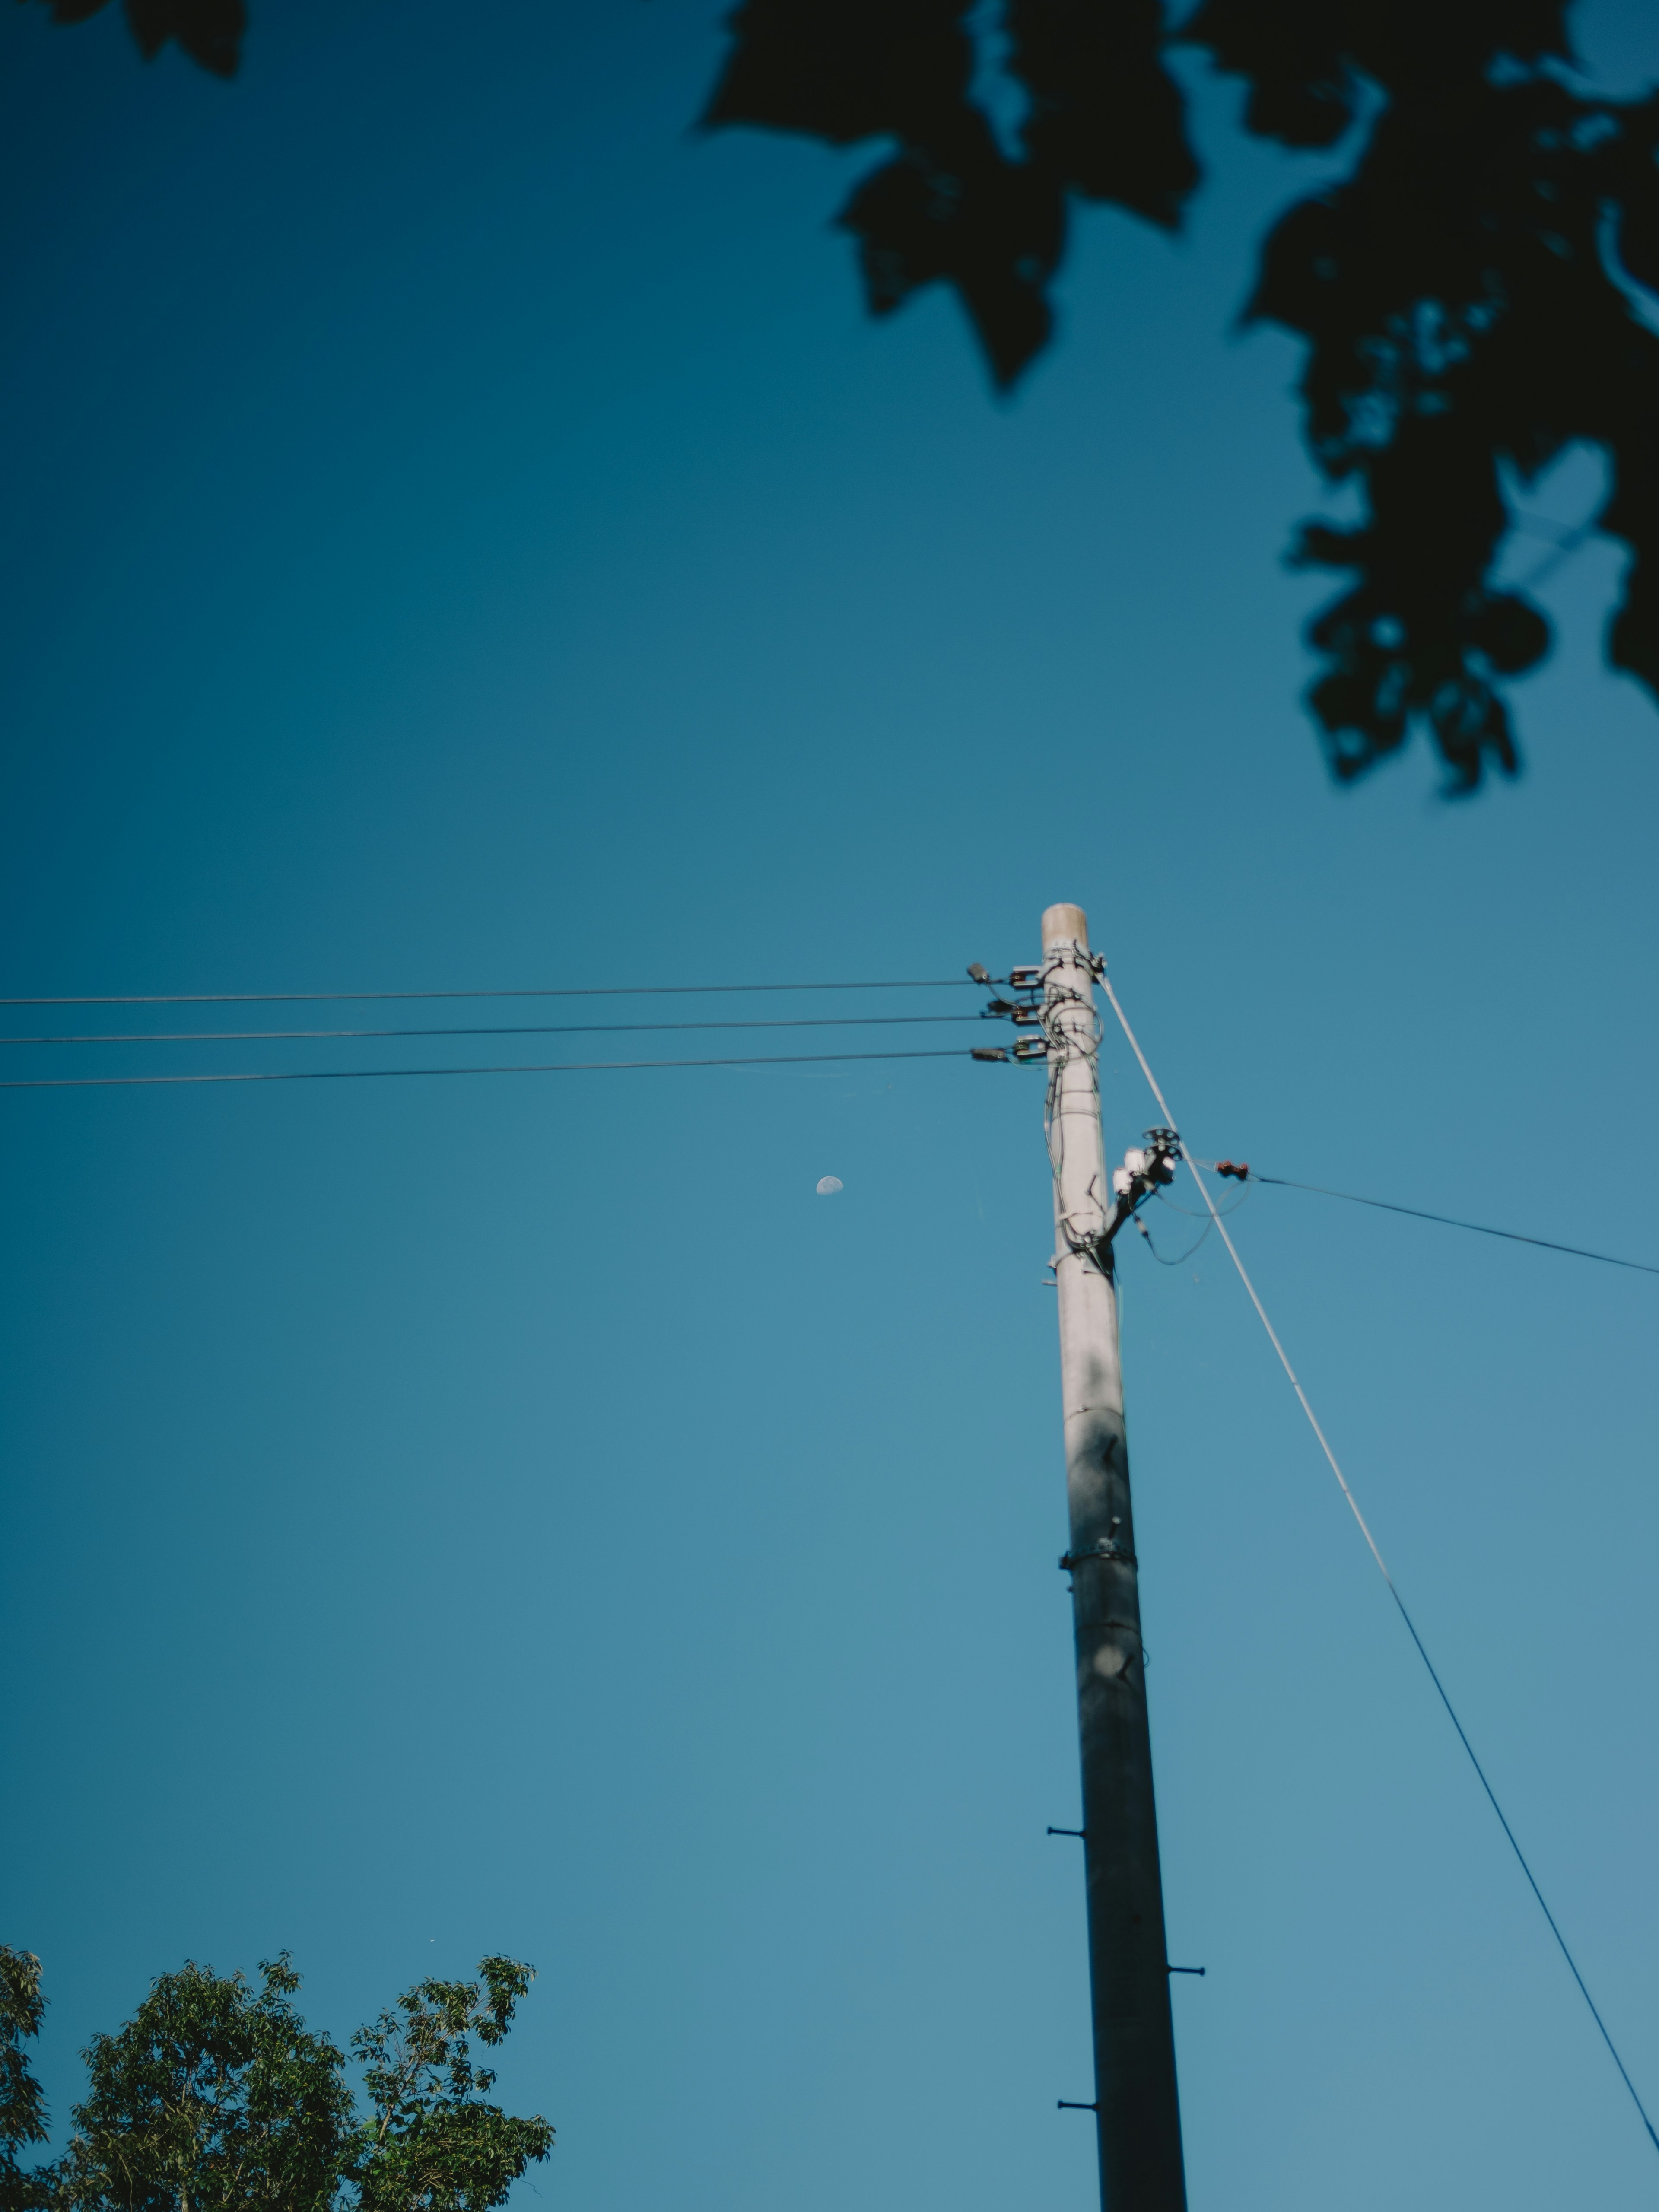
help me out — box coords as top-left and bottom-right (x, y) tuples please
(1136, 1179), (1248, 1262)
(1098, 970), (1659, 2163)
(1134, 1214), (1213, 1268)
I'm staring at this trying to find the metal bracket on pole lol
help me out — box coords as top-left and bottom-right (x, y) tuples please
(968, 963), (1050, 1059)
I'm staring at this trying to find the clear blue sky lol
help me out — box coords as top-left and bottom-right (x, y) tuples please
(4, 5), (1659, 2208)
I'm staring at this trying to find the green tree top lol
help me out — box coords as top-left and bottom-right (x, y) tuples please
(349, 1958), (555, 2212)
(57, 1956), (353, 2212)
(2, 1951), (553, 2212)
(1, 1948), (51, 2212)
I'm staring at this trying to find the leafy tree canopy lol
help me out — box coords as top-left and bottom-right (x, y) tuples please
(0, 1951), (553, 2212)
(23, 0), (1659, 790)
(350, 1960), (555, 2212)
(1, 1948), (51, 2212)
(57, 1957), (352, 2212)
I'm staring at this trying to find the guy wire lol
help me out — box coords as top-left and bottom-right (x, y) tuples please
(1097, 970), (1659, 2162)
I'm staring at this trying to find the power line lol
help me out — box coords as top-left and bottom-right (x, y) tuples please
(0, 1014), (990, 1046)
(0, 978), (983, 1009)
(1210, 1168), (1659, 1280)
(1098, 971), (1659, 2166)
(0, 1047), (985, 1090)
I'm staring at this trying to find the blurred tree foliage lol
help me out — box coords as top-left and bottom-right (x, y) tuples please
(706, 0), (1659, 788)
(0, 1949), (552, 2212)
(25, 0), (1659, 789)
(19, 0), (241, 78)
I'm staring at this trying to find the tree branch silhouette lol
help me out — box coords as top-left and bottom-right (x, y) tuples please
(29, 0), (1659, 790)
(706, 0), (1659, 791)
(21, 0), (244, 79)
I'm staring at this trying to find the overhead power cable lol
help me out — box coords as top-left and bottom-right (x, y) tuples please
(1098, 971), (1659, 2165)
(0, 1014), (988, 1046)
(0, 1047), (981, 1090)
(1204, 1167), (1659, 1280)
(0, 978), (981, 1009)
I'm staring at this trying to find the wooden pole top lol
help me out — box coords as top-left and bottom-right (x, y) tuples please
(1042, 903), (1090, 954)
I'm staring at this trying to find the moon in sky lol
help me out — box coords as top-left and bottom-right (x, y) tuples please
(815, 1176), (843, 1196)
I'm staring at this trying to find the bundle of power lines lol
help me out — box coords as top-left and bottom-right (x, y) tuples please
(3, 971), (1653, 1285)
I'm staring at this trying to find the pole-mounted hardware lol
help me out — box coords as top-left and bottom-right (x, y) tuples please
(1058, 2101), (1101, 2114)
(1059, 1541), (1138, 1570)
(970, 963), (1052, 1053)
(1097, 1126), (1180, 1248)
(1048, 1826), (1086, 1838)
(1061, 1517), (1136, 1573)
(1166, 1966), (1206, 1977)
(971, 956), (1120, 1066)
(1041, 1124), (1186, 1281)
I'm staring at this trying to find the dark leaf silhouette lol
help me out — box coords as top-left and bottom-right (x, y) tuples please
(707, 0), (1659, 789)
(19, 0), (245, 77)
(27, 0), (1659, 787)
(705, 1), (1084, 384)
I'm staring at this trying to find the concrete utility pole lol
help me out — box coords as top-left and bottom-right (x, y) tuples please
(1040, 903), (1186, 2212)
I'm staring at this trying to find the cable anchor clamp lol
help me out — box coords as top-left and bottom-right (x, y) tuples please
(1058, 1537), (1137, 1571)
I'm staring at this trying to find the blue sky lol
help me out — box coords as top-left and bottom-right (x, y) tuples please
(4, 4), (1659, 2207)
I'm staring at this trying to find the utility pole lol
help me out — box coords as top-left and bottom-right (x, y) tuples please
(1039, 903), (1186, 2212)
